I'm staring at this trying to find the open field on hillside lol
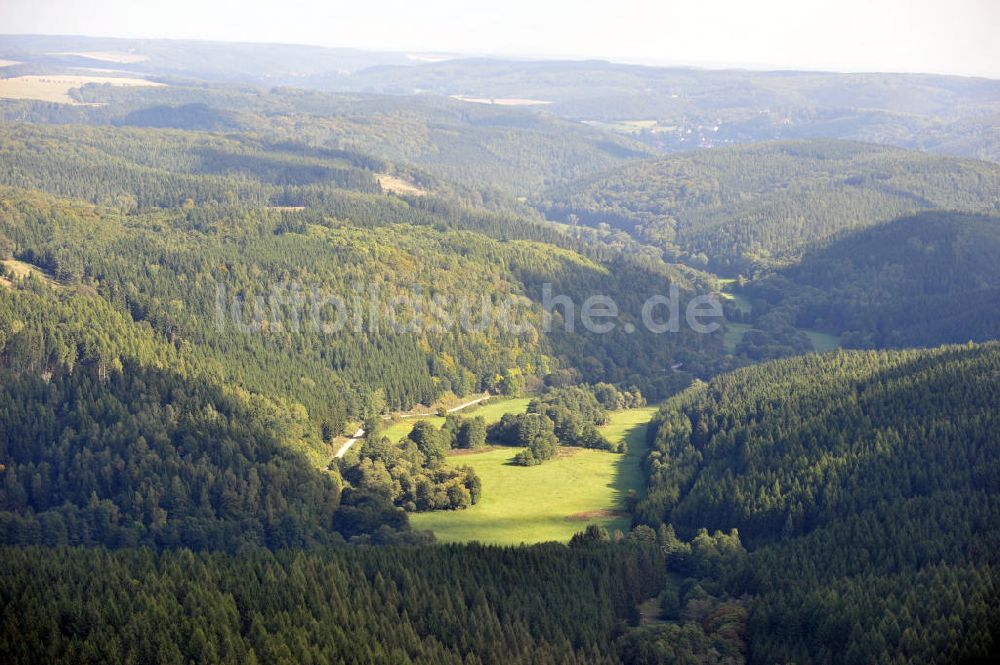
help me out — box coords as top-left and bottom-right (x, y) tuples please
(0, 75), (162, 104)
(51, 51), (149, 64)
(0, 59), (21, 68)
(376, 173), (426, 196)
(581, 119), (680, 135)
(0, 258), (60, 290)
(450, 95), (551, 106)
(410, 406), (657, 544)
(460, 396), (533, 423)
(381, 416), (437, 443)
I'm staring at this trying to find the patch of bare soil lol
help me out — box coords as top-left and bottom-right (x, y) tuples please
(564, 509), (628, 521)
(447, 446), (497, 457)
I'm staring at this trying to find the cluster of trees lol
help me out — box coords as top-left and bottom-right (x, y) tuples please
(527, 385), (618, 452)
(342, 422), (482, 511)
(0, 541), (665, 664)
(730, 308), (815, 361)
(442, 414), (489, 450)
(486, 385), (640, 466)
(490, 413), (560, 466)
(631, 343), (1000, 663)
(540, 139), (1000, 272)
(616, 525), (750, 664)
(592, 381), (646, 410)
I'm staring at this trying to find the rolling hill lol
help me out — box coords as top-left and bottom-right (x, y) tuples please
(541, 139), (1000, 271)
(0, 83), (654, 195)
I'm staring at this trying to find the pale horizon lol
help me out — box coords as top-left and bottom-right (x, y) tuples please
(1, 0), (998, 79)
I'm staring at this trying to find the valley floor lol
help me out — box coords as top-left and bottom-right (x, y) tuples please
(410, 407), (657, 544)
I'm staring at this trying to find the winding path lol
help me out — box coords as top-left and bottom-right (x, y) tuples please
(400, 394), (491, 418)
(333, 393), (490, 459)
(334, 427), (366, 458)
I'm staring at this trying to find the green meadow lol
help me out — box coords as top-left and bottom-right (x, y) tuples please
(804, 329), (841, 353)
(723, 322), (753, 354)
(410, 406), (658, 544)
(723, 322), (840, 355)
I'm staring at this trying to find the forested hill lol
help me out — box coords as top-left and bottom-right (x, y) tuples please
(0, 276), (424, 548)
(744, 210), (1000, 347)
(0, 123), (392, 207)
(636, 343), (1000, 663)
(540, 139), (1000, 272)
(0, 122), (591, 248)
(0, 85), (653, 195)
(0, 184), (723, 418)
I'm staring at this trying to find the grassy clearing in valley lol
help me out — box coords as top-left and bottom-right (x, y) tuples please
(410, 406), (657, 544)
(723, 322), (840, 355)
(718, 278), (753, 316)
(804, 329), (841, 353)
(723, 322), (752, 354)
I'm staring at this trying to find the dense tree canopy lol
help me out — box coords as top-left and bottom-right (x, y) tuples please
(742, 211), (1000, 347)
(635, 343), (1000, 663)
(0, 542), (665, 664)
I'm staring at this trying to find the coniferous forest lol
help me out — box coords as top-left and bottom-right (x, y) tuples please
(0, 28), (999, 665)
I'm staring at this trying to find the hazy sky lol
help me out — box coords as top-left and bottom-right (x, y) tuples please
(2, 0), (998, 77)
